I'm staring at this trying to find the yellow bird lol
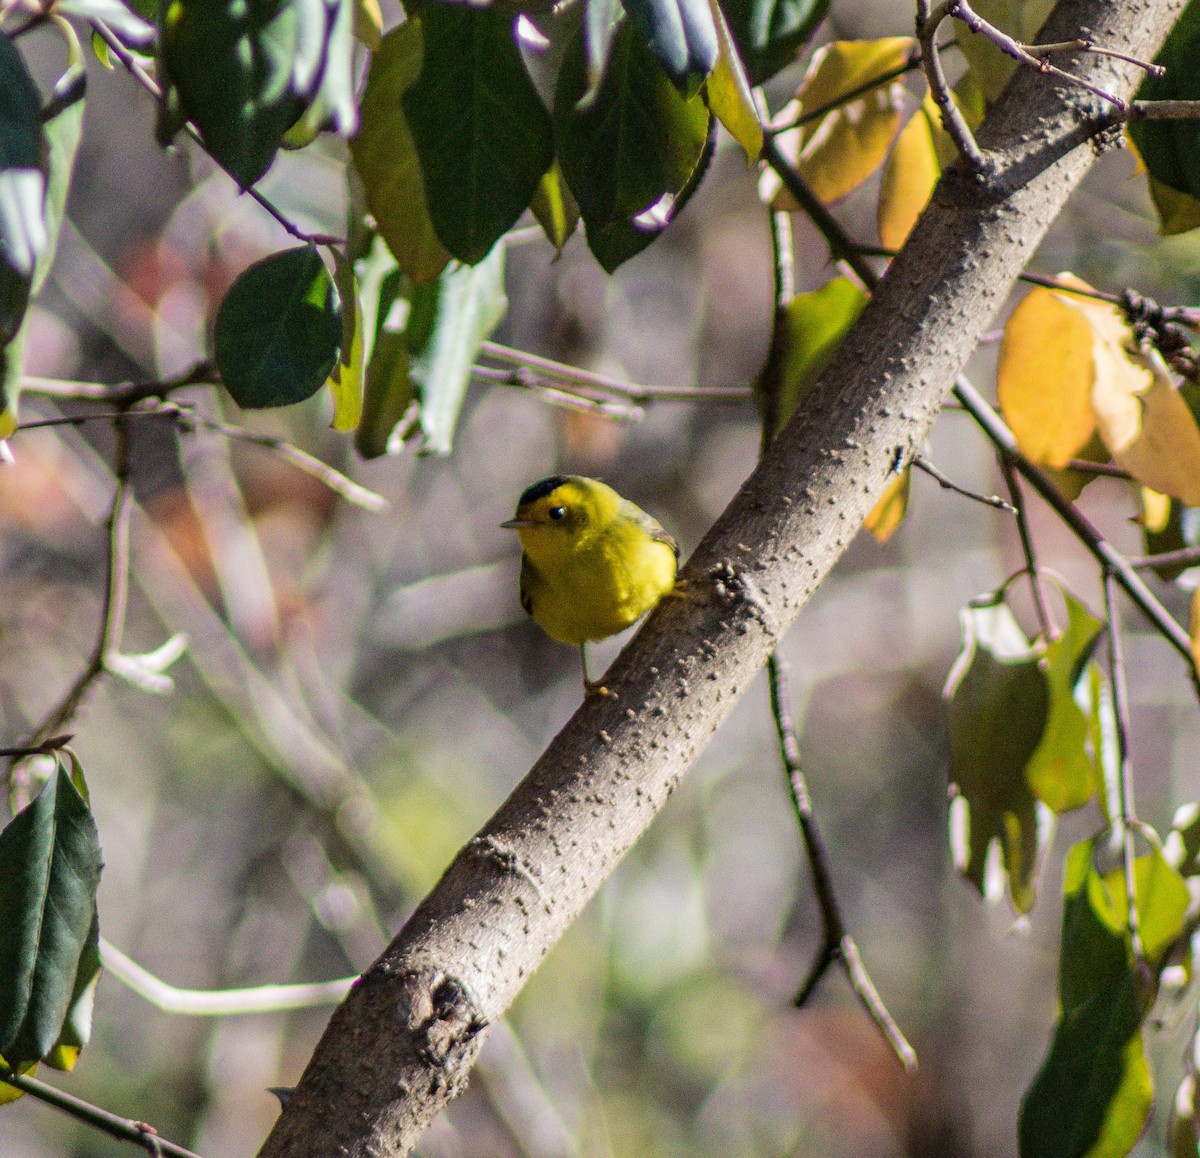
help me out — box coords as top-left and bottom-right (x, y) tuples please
(502, 475), (679, 693)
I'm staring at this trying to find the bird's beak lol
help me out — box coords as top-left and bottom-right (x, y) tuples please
(501, 517), (535, 529)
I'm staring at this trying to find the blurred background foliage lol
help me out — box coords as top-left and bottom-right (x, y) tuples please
(4, 0), (1200, 1154)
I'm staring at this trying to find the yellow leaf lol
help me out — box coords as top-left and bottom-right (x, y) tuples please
(864, 467), (910, 542)
(1110, 355), (1200, 506)
(1190, 585), (1200, 672)
(327, 249), (365, 432)
(878, 96), (940, 250)
(354, 0), (382, 50)
(704, 0), (762, 162)
(529, 162), (579, 255)
(997, 283), (1098, 467)
(1139, 486), (1172, 533)
(766, 38), (912, 208)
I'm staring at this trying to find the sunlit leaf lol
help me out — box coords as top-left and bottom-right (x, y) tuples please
(354, 0), (383, 50)
(703, 0), (762, 161)
(863, 467), (909, 543)
(349, 21), (449, 285)
(555, 22), (712, 272)
(327, 249), (365, 431)
(0, 764), (103, 1067)
(719, 0), (829, 86)
(403, 7), (555, 264)
(757, 276), (868, 436)
(1095, 845), (1190, 969)
(998, 283), (1099, 468)
(766, 38), (911, 208)
(407, 243), (507, 456)
(215, 246), (342, 410)
(945, 596), (1049, 913)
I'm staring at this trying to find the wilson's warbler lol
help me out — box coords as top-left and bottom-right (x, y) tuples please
(502, 475), (679, 693)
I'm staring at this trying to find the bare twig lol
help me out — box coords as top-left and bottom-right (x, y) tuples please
(917, 0), (988, 168)
(90, 21), (342, 249)
(23, 419), (133, 749)
(1127, 100), (1200, 120)
(768, 52), (923, 134)
(1103, 570), (1144, 965)
(1129, 545), (1200, 570)
(21, 361), (218, 407)
(0, 733), (73, 758)
(913, 454), (1016, 513)
(1000, 460), (1055, 639)
(0, 1067), (205, 1158)
(767, 655), (917, 1070)
(1023, 38), (1164, 77)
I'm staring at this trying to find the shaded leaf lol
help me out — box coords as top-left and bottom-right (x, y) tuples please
(945, 596), (1049, 913)
(621, 0), (718, 93)
(43, 912), (100, 1072)
(1165, 801), (1200, 876)
(555, 22), (712, 272)
(349, 20), (449, 285)
(1025, 591), (1104, 814)
(703, 0), (762, 161)
(403, 7), (555, 265)
(1169, 1074), (1198, 1158)
(956, 0), (1055, 103)
(407, 244), (507, 456)
(215, 245), (341, 410)
(766, 38), (911, 208)
(719, 0), (829, 86)
(0, 764), (103, 1067)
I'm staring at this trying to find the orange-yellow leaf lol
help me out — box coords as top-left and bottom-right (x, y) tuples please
(998, 284), (1098, 467)
(1111, 357), (1200, 506)
(878, 97), (939, 250)
(1139, 486), (1172, 533)
(1190, 585), (1200, 672)
(704, 0), (762, 162)
(766, 38), (912, 208)
(864, 467), (910, 542)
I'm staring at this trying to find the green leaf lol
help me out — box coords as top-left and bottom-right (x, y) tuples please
(327, 248), (364, 431)
(1025, 593), (1104, 814)
(355, 248), (415, 459)
(703, 0), (762, 161)
(1165, 801), (1200, 876)
(757, 276), (867, 437)
(0, 764), (103, 1067)
(945, 596), (1049, 913)
(349, 21), (449, 285)
(1018, 971), (1151, 1158)
(56, 0), (156, 46)
(529, 162), (579, 255)
(160, 0), (336, 188)
(621, 0), (718, 93)
(43, 911), (100, 1072)
(1128, 2), (1200, 208)
(215, 245), (342, 410)
(407, 243), (507, 456)
(555, 23), (712, 272)
(402, 8), (555, 265)
(583, 0), (623, 99)
(719, 0), (829, 85)
(284, 0), (358, 144)
(1096, 844), (1190, 970)
(1058, 840), (1128, 1015)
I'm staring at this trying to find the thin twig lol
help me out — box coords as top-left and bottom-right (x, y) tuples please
(0, 734), (73, 758)
(0, 1067), (205, 1158)
(917, 0), (988, 168)
(1000, 460), (1055, 639)
(100, 938), (354, 1015)
(768, 53), (923, 134)
(767, 655), (917, 1070)
(1022, 38), (1164, 77)
(90, 21), (342, 249)
(1064, 458), (1131, 479)
(1129, 545), (1200, 571)
(21, 361), (218, 407)
(1103, 570), (1144, 965)
(1127, 100), (1200, 121)
(913, 455), (1016, 513)
(475, 366), (644, 421)
(23, 419), (133, 749)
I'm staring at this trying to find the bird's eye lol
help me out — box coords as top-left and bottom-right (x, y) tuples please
(548, 506), (566, 521)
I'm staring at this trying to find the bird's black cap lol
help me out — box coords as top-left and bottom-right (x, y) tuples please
(517, 475), (570, 508)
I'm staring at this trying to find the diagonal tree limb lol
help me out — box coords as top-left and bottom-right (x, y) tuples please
(258, 2), (1189, 1154)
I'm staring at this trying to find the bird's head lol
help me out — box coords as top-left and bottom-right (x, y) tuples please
(501, 475), (619, 547)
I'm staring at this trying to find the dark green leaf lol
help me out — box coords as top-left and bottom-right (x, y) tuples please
(719, 0), (829, 85)
(1018, 971), (1150, 1158)
(403, 7), (555, 265)
(215, 245), (341, 409)
(583, 0), (623, 99)
(1058, 840), (1128, 1015)
(43, 911), (100, 1072)
(0, 765), (103, 1067)
(160, 0), (336, 188)
(349, 20), (449, 284)
(945, 596), (1049, 913)
(555, 23), (712, 272)
(408, 244), (507, 456)
(1025, 593), (1103, 814)
(1128, 2), (1200, 205)
(621, 0), (718, 93)
(356, 329), (414, 459)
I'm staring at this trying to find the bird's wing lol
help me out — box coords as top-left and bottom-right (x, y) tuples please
(620, 498), (679, 560)
(517, 553), (536, 616)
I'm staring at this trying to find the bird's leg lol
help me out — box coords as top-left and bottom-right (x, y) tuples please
(581, 644), (616, 699)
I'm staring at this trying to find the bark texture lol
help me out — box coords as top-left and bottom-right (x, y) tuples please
(259, 1), (1188, 1153)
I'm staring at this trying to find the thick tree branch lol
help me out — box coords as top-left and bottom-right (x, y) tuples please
(258, 2), (1189, 1154)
